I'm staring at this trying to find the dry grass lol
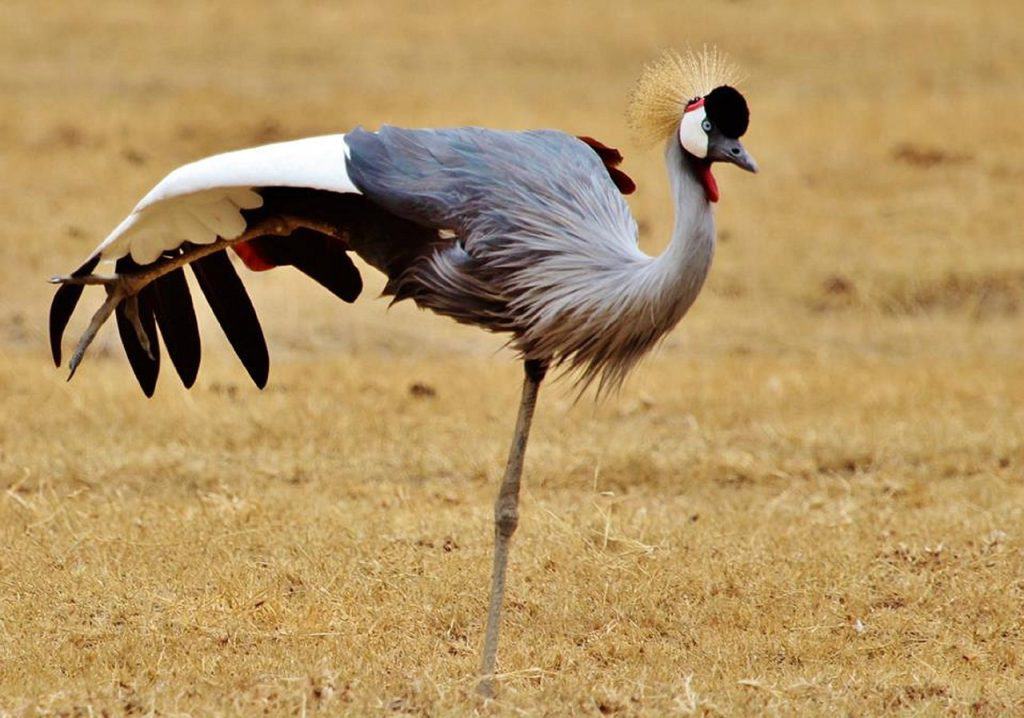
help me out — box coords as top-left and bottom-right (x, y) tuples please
(2, 0), (1024, 715)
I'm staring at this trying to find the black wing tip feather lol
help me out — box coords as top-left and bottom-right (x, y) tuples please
(115, 288), (161, 398)
(238, 229), (363, 304)
(48, 256), (100, 367)
(191, 250), (270, 389)
(49, 283), (83, 367)
(285, 230), (363, 303)
(114, 257), (160, 397)
(254, 370), (269, 390)
(53, 251), (267, 394)
(152, 268), (201, 389)
(55, 190), (378, 391)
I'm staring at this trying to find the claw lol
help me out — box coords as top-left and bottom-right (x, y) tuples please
(62, 270), (155, 379)
(50, 273), (119, 286)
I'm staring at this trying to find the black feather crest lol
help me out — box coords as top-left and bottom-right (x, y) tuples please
(704, 85), (750, 139)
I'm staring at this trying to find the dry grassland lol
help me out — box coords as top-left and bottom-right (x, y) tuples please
(2, 1), (1024, 715)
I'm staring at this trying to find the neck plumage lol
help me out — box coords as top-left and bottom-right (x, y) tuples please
(569, 138), (717, 393)
(502, 136), (718, 394)
(643, 138), (716, 325)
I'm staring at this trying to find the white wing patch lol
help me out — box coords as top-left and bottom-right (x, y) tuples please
(91, 134), (362, 265)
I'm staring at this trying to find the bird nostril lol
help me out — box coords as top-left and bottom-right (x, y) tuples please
(730, 147), (741, 155)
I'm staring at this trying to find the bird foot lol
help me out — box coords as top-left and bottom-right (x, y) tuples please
(475, 677), (495, 700)
(57, 272), (147, 380)
(52, 214), (338, 382)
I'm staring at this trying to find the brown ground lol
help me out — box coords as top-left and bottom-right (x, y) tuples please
(2, 1), (1023, 715)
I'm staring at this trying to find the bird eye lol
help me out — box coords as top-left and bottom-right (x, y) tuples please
(701, 119), (712, 132)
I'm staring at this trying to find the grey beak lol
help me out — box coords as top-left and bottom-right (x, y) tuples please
(707, 133), (759, 174)
(727, 140), (758, 174)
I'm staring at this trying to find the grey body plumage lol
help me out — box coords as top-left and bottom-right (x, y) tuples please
(347, 126), (715, 392)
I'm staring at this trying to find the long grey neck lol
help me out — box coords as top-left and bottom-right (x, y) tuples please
(645, 138), (716, 321)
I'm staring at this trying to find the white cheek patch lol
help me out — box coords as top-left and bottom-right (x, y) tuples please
(679, 104), (709, 159)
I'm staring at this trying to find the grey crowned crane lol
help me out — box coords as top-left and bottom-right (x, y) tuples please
(48, 49), (756, 695)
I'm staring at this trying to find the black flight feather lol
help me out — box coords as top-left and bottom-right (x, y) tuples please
(49, 255), (100, 366)
(242, 229), (363, 302)
(191, 250), (269, 389)
(152, 267), (201, 388)
(115, 285), (161, 397)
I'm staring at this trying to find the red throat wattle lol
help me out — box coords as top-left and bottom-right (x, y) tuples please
(698, 162), (719, 203)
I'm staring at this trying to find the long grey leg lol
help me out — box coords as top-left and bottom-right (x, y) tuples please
(477, 359), (547, 698)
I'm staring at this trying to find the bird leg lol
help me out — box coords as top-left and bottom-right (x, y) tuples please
(51, 215), (342, 379)
(65, 284), (126, 380)
(477, 358), (547, 698)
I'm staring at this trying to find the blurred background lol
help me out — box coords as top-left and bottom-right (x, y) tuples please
(2, 1), (1023, 714)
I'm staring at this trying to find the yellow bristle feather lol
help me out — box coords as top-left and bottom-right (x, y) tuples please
(627, 46), (743, 146)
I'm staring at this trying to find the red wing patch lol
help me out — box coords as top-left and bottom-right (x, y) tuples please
(577, 136), (637, 195)
(233, 240), (276, 271)
(231, 231), (362, 303)
(605, 166), (637, 195)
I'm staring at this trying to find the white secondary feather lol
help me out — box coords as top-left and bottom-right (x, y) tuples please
(91, 134), (361, 265)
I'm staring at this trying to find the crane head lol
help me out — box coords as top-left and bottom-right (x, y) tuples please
(627, 48), (757, 201)
(678, 85), (757, 174)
